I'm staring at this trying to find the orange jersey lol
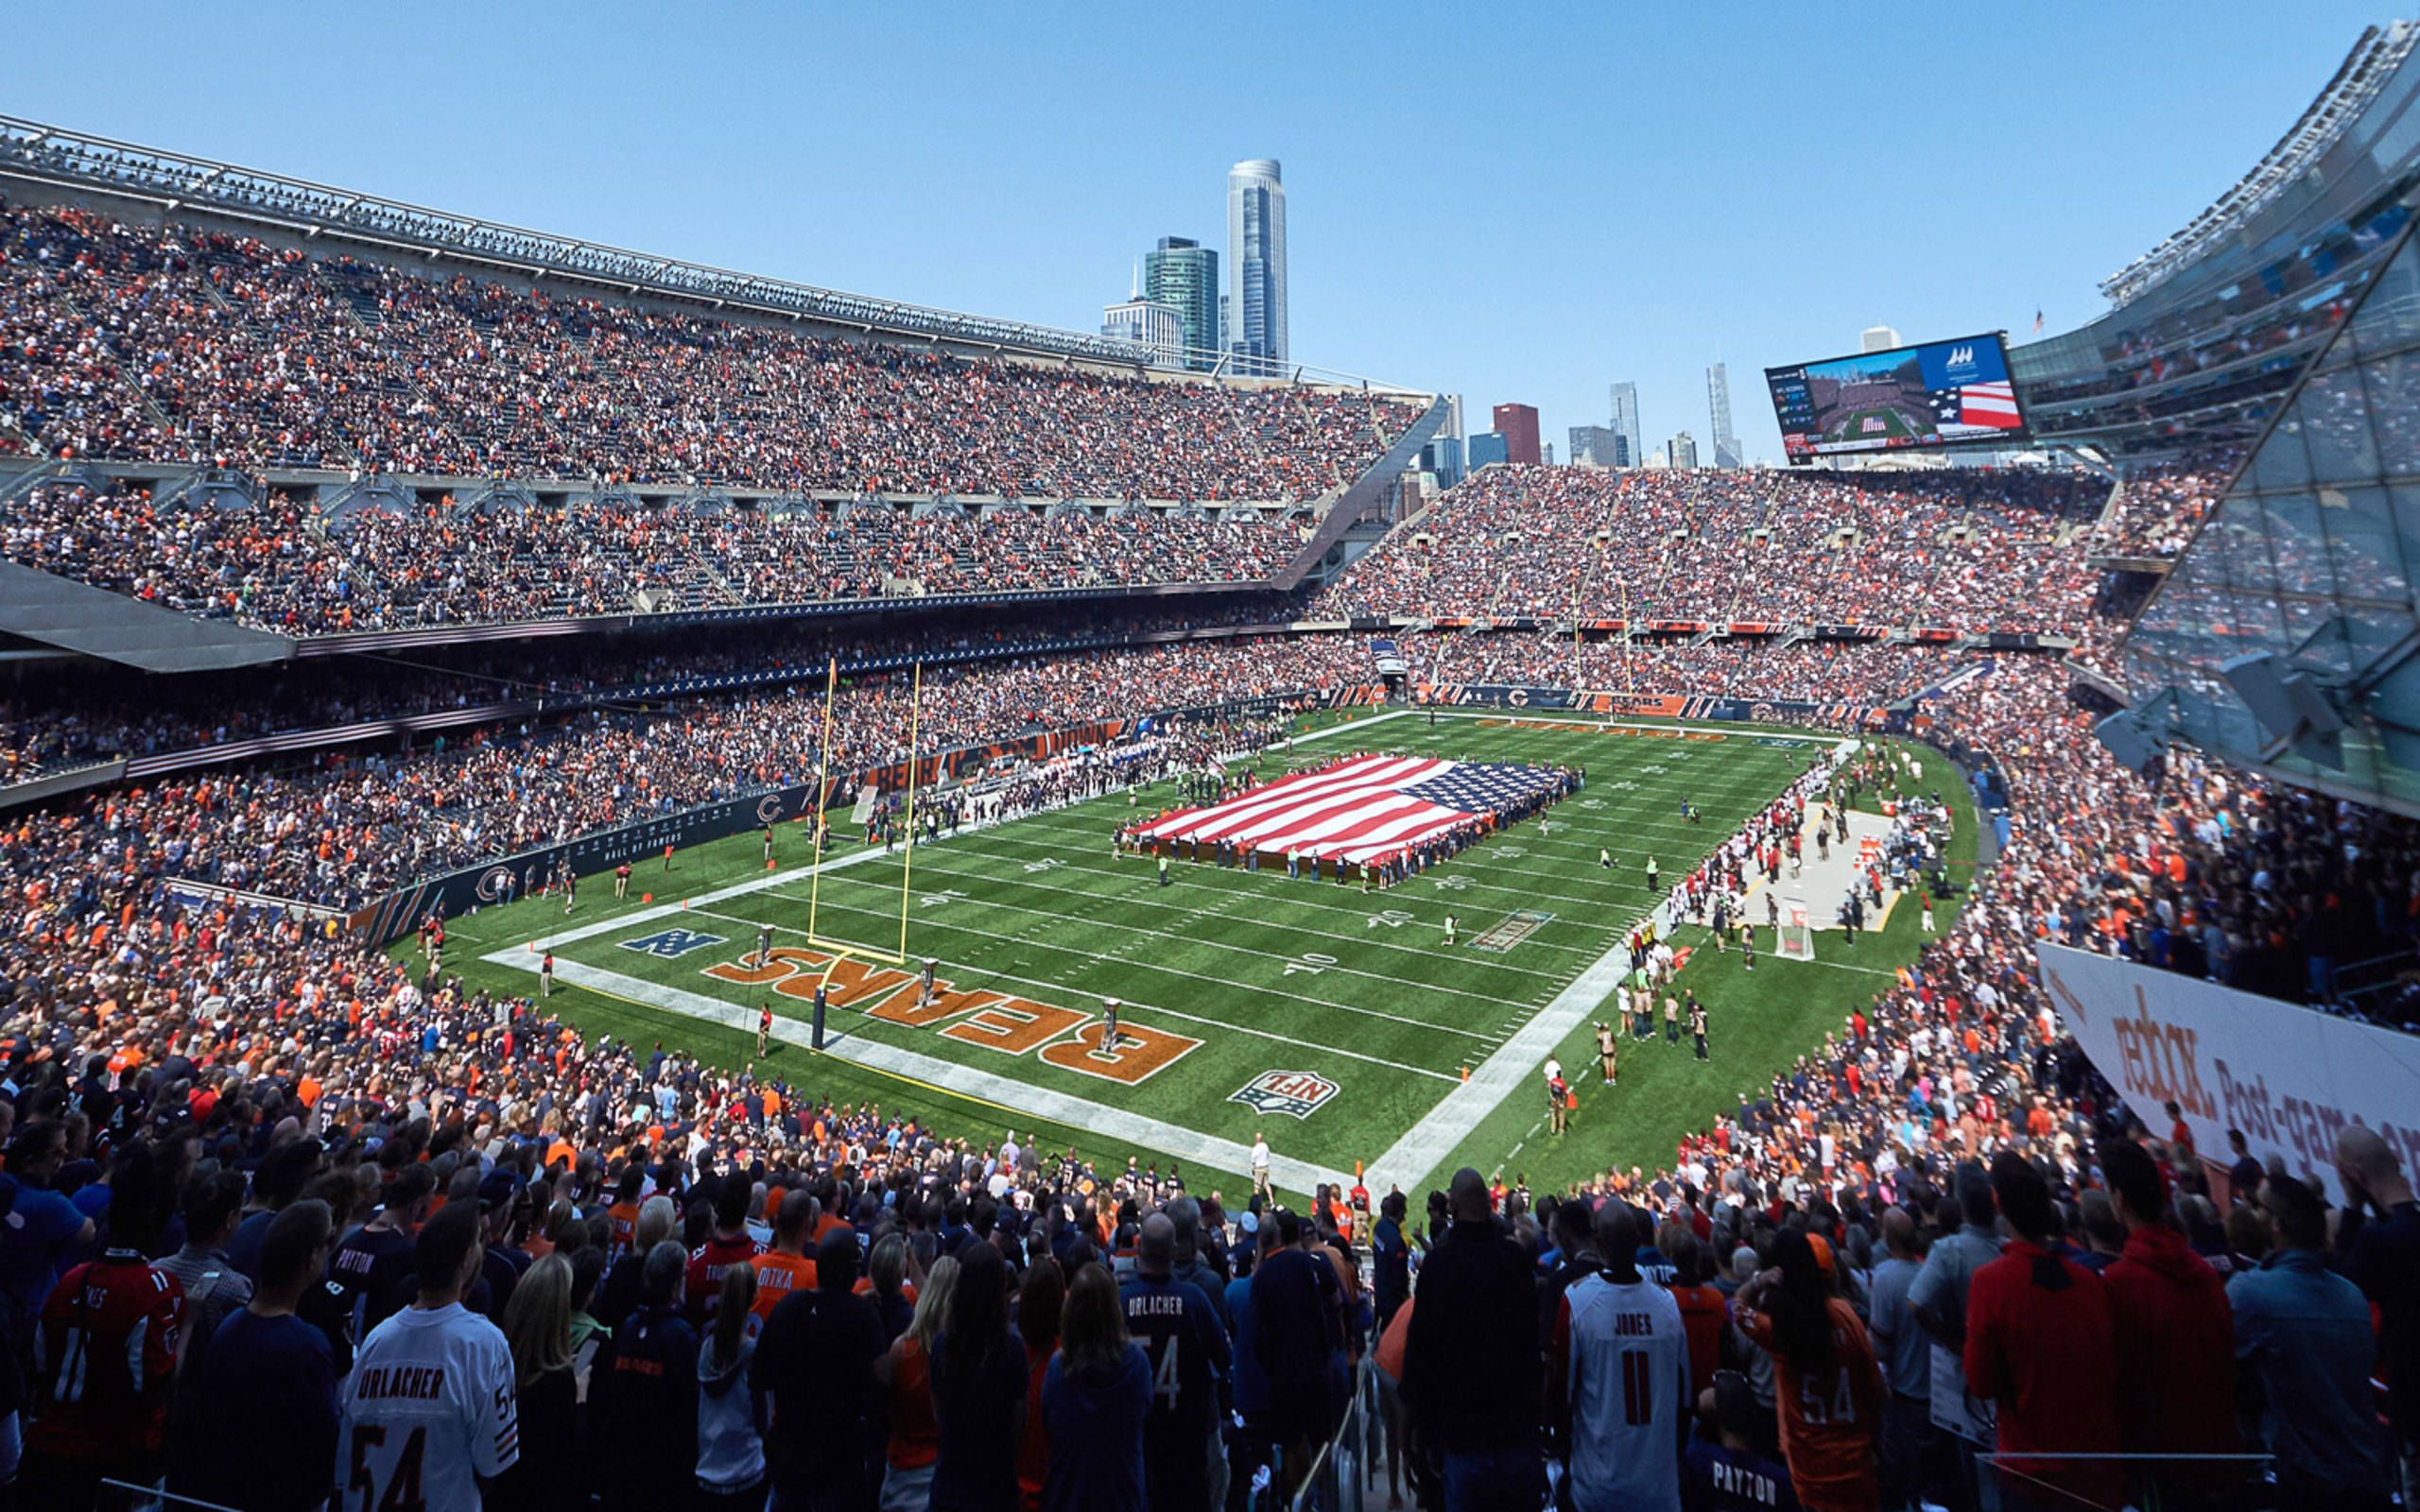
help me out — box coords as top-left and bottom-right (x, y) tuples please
(748, 1251), (818, 1325)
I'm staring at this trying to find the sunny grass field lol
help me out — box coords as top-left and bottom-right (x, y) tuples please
(422, 711), (1969, 1204)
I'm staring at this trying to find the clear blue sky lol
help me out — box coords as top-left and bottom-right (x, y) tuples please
(0, 2), (2394, 462)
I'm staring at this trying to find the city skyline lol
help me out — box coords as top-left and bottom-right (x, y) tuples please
(1, 3), (2387, 464)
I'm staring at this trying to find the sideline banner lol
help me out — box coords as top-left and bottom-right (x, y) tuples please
(2036, 942), (2420, 1184)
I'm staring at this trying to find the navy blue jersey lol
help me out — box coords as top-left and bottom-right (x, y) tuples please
(1119, 1274), (1231, 1512)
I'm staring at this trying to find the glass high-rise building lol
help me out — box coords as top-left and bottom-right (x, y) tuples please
(1227, 159), (1288, 373)
(1143, 236), (1220, 371)
(1706, 363), (1741, 467)
(1608, 382), (1642, 468)
(1466, 431), (1511, 471)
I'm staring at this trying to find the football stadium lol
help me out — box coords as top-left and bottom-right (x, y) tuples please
(1, 10), (2418, 1512)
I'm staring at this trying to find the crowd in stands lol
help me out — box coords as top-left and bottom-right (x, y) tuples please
(0, 199), (1419, 497)
(0, 633), (1371, 909)
(2089, 458), (2233, 561)
(0, 617), (2413, 1507)
(0, 478), (1304, 635)
(0, 596), (1307, 783)
(1408, 632), (1967, 705)
(1315, 466), (2108, 632)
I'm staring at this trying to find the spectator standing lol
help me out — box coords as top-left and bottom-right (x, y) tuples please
(1962, 1152), (2120, 1512)
(1402, 1168), (1546, 1511)
(2231, 1175), (2394, 1509)
(874, 1254), (958, 1511)
(755, 1228), (886, 1512)
(491, 1253), (581, 1512)
(1120, 1212), (1231, 1512)
(697, 1265), (769, 1511)
(2337, 1125), (2419, 1494)
(0, 1121), (95, 1334)
(2098, 1140), (2238, 1507)
(19, 1142), (182, 1512)
(1685, 1371), (1803, 1512)
(592, 1241), (700, 1512)
(339, 1203), (520, 1512)
(1043, 1263), (1151, 1512)
(174, 1201), (339, 1512)
(1864, 1207), (1931, 1512)
(1554, 1199), (1689, 1512)
(1906, 1165), (2002, 1470)
(1253, 1208), (1345, 1486)
(929, 1238), (1027, 1512)
(1732, 1231), (1883, 1512)
(1015, 1258), (1065, 1512)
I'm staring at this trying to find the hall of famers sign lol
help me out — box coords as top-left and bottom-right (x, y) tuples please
(2037, 943), (2420, 1188)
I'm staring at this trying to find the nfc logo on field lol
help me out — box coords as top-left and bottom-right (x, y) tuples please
(619, 929), (727, 959)
(1230, 1070), (1339, 1120)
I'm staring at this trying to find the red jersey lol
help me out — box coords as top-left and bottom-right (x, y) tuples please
(684, 1232), (766, 1323)
(29, 1251), (184, 1463)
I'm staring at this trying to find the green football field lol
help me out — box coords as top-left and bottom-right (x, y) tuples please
(424, 709), (1970, 1206)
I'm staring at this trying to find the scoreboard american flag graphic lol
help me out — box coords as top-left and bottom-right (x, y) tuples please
(1135, 753), (1563, 865)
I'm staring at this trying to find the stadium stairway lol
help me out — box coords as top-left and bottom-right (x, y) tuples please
(1271, 394), (1450, 591)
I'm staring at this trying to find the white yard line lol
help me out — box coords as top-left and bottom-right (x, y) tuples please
(1363, 918), (1648, 1194)
(483, 952), (1341, 1194)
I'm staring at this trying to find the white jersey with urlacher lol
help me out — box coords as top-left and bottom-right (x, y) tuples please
(338, 1302), (519, 1512)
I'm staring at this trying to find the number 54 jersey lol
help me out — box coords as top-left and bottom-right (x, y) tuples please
(339, 1302), (519, 1512)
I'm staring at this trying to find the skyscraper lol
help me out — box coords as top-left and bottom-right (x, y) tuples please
(1491, 404), (1541, 466)
(1100, 297), (1186, 369)
(1608, 382), (1642, 469)
(1466, 431), (1510, 471)
(1143, 236), (1219, 371)
(1425, 435), (1464, 488)
(1226, 159), (1288, 372)
(1567, 425), (1627, 469)
(1860, 324), (1902, 353)
(1706, 363), (1741, 468)
(1669, 431), (1701, 471)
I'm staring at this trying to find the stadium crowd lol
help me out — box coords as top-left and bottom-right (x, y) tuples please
(0, 631), (2415, 1509)
(0, 479), (1303, 635)
(0, 597), (1307, 783)
(1313, 466), (2107, 633)
(0, 199), (1419, 498)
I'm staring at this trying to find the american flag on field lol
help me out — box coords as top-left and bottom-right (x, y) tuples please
(1930, 380), (2024, 430)
(1135, 754), (1562, 865)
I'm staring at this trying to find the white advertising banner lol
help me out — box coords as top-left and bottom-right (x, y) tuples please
(2035, 942), (2420, 1185)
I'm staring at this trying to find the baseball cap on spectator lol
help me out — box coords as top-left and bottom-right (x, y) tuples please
(476, 1170), (521, 1212)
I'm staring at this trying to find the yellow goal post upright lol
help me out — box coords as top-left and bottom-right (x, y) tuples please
(801, 658), (923, 1023)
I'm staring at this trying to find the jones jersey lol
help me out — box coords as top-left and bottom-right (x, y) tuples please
(1561, 1274), (1688, 1512)
(340, 1302), (518, 1512)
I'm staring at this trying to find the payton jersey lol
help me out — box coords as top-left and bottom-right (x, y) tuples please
(1120, 1275), (1232, 1507)
(1559, 1274), (1689, 1512)
(339, 1302), (519, 1512)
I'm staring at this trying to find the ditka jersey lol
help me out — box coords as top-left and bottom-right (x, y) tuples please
(340, 1302), (518, 1512)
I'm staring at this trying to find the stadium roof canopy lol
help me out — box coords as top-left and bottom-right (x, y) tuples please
(0, 114), (1415, 393)
(2115, 201), (2420, 816)
(2100, 20), (2419, 308)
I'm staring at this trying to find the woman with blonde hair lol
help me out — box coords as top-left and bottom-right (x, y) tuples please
(492, 1253), (579, 1512)
(873, 1254), (960, 1511)
(698, 1265), (767, 1508)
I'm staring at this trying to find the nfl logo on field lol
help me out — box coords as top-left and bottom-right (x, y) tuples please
(1230, 1071), (1340, 1120)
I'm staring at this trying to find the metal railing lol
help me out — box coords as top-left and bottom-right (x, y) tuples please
(1277, 1355), (1389, 1512)
(1974, 1451), (2276, 1512)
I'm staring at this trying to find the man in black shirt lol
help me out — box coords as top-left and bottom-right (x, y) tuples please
(1401, 1168), (1544, 1508)
(755, 1228), (886, 1511)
